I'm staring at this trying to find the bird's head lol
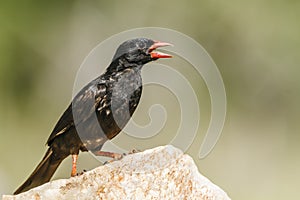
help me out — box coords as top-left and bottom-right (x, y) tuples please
(112, 38), (172, 66)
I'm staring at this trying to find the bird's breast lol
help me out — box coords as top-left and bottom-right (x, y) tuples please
(96, 69), (143, 140)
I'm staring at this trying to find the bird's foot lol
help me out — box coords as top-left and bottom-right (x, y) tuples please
(103, 154), (124, 165)
(128, 148), (141, 154)
(94, 149), (141, 165)
(93, 151), (124, 165)
(121, 148), (141, 156)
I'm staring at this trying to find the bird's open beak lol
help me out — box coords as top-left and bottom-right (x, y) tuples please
(149, 41), (173, 59)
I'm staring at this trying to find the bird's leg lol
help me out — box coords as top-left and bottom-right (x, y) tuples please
(71, 154), (78, 177)
(93, 151), (123, 160)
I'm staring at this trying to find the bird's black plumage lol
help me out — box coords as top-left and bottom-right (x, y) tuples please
(14, 38), (172, 194)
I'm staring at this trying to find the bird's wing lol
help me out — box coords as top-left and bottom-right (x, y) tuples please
(47, 79), (108, 145)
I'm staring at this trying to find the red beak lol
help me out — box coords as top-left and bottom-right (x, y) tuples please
(149, 41), (172, 59)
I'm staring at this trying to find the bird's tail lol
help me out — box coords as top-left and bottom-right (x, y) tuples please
(14, 148), (64, 195)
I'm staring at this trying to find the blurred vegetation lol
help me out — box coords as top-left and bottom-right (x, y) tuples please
(1, 0), (300, 199)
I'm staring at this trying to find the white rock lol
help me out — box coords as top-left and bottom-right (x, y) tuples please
(3, 145), (230, 200)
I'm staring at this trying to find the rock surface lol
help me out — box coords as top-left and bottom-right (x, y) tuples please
(3, 145), (230, 200)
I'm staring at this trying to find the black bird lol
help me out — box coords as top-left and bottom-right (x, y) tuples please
(14, 38), (172, 194)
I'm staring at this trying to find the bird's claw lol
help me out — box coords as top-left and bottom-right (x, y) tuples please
(76, 169), (86, 176)
(128, 148), (141, 154)
(100, 148), (140, 165)
(102, 153), (124, 165)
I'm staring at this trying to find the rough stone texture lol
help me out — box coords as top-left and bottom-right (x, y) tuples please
(3, 145), (230, 200)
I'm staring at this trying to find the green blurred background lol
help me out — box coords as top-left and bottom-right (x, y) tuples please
(1, 1), (299, 199)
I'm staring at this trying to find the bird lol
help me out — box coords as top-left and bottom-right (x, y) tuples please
(14, 38), (172, 194)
